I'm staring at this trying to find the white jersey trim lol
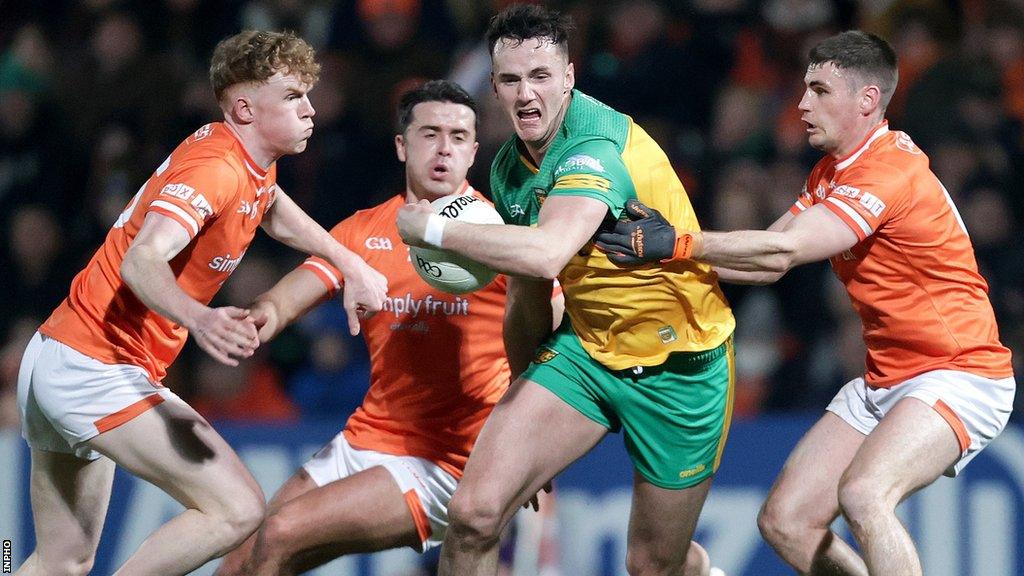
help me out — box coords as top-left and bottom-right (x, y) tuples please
(826, 196), (873, 237)
(150, 200), (200, 236)
(244, 159), (268, 180)
(836, 124), (890, 171)
(305, 260), (341, 290)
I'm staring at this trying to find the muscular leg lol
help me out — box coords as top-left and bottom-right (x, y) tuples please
(757, 412), (868, 575)
(838, 398), (960, 576)
(244, 466), (421, 576)
(86, 395), (266, 576)
(15, 449), (115, 576)
(440, 377), (609, 576)
(216, 469), (319, 576)
(626, 473), (713, 576)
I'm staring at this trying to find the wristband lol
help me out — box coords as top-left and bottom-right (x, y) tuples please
(666, 231), (702, 261)
(423, 213), (447, 248)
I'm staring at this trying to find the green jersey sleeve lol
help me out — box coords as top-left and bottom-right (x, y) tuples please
(549, 138), (634, 219)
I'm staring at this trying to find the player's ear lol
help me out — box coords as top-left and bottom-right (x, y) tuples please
(395, 134), (407, 162)
(490, 73), (498, 98)
(861, 84), (881, 117)
(564, 62), (575, 93)
(228, 88), (255, 124)
(235, 97), (254, 122)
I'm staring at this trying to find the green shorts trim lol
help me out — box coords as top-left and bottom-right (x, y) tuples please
(523, 325), (735, 489)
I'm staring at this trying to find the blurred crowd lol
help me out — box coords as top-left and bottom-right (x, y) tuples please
(2, 0), (1022, 431)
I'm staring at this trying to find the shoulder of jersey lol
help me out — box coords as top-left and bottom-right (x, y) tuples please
(179, 124), (245, 166)
(848, 134), (923, 180)
(347, 194), (405, 225)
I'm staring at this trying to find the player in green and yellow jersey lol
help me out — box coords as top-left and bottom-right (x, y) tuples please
(397, 5), (733, 575)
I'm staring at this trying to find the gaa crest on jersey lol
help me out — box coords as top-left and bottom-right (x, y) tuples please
(365, 237), (394, 250)
(533, 187), (549, 208)
(534, 347), (558, 364)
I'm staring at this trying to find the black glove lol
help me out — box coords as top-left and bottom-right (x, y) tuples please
(594, 199), (678, 266)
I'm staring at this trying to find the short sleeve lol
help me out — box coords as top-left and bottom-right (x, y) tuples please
(549, 138), (633, 216)
(820, 163), (905, 241)
(147, 160), (238, 238)
(790, 181), (815, 215)
(298, 218), (354, 297)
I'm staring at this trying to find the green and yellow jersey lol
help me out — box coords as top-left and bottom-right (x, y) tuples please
(491, 90), (734, 370)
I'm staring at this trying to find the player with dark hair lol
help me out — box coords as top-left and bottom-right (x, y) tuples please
(596, 30), (1015, 576)
(216, 79), (560, 576)
(399, 5), (734, 576)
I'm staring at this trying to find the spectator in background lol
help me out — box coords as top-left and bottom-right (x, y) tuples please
(0, 317), (37, 430)
(332, 0), (451, 141)
(190, 354), (299, 423)
(56, 11), (184, 171)
(287, 303), (370, 420)
(0, 206), (75, 334)
(190, 254), (302, 424)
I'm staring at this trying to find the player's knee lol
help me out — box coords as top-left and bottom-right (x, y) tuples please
(35, 553), (95, 576)
(446, 490), (504, 545)
(837, 473), (887, 526)
(214, 487), (266, 548)
(625, 545), (684, 576)
(757, 497), (793, 546)
(257, 509), (301, 560)
(685, 542), (711, 576)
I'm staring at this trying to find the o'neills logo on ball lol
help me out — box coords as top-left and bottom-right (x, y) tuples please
(438, 195), (480, 219)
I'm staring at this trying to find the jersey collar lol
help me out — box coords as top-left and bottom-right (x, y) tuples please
(835, 120), (889, 171)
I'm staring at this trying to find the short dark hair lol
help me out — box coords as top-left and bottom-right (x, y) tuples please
(485, 4), (574, 57)
(809, 30), (899, 109)
(396, 79), (478, 133)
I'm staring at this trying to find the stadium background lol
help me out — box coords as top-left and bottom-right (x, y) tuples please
(1, 0), (1022, 574)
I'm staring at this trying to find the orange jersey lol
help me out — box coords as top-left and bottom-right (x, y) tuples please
(301, 186), (510, 478)
(791, 121), (1012, 387)
(41, 123), (277, 382)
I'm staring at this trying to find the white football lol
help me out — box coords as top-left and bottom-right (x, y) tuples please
(410, 192), (504, 294)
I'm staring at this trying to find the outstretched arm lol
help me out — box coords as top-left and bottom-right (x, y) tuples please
(595, 200), (857, 281)
(248, 268), (331, 343)
(710, 212), (796, 284)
